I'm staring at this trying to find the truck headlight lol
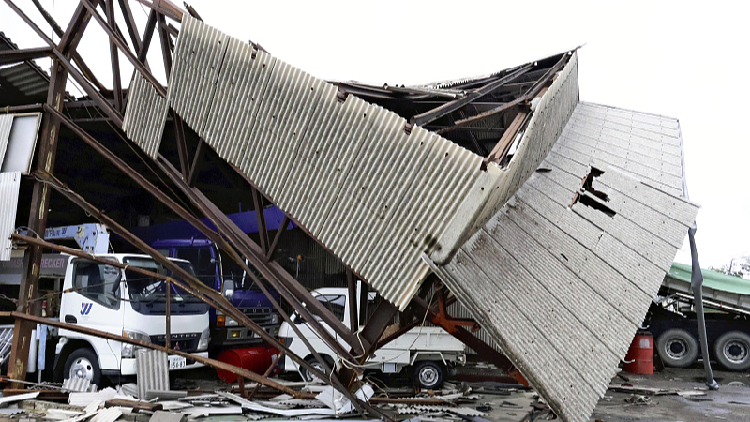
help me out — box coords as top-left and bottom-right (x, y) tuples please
(122, 329), (151, 358)
(225, 317), (238, 326)
(270, 312), (279, 325)
(197, 327), (210, 352)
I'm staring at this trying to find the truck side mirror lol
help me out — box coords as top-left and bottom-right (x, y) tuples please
(223, 279), (234, 301)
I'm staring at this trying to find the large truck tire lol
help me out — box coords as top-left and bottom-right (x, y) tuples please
(300, 355), (334, 383)
(64, 348), (102, 386)
(414, 361), (444, 389)
(714, 331), (750, 371)
(656, 328), (699, 368)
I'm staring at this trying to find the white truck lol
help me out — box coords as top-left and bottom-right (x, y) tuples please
(0, 252), (210, 385)
(278, 285), (466, 389)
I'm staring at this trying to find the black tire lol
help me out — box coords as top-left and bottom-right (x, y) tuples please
(300, 355), (334, 383)
(63, 348), (101, 386)
(656, 328), (699, 368)
(414, 361), (443, 389)
(714, 331), (750, 371)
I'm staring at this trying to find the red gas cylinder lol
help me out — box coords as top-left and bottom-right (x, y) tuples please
(216, 345), (281, 383)
(624, 331), (654, 374)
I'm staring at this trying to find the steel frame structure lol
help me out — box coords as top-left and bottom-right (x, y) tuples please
(0, 0), (553, 416)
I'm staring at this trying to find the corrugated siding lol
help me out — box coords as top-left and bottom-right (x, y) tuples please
(135, 349), (169, 400)
(160, 16), (488, 310)
(122, 71), (169, 159)
(427, 102), (699, 422)
(0, 114), (12, 167)
(0, 172), (21, 261)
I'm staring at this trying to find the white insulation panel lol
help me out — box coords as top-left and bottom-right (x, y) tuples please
(428, 102), (699, 422)
(0, 172), (21, 261)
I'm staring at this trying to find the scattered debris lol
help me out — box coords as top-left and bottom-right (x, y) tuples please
(61, 378), (96, 393)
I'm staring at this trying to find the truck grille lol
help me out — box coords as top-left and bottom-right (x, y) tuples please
(240, 307), (274, 326)
(150, 333), (200, 353)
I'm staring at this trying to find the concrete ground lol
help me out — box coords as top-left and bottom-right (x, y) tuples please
(591, 367), (750, 422)
(170, 364), (750, 422)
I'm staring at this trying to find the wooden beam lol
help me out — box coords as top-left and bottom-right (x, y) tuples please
(133, 0), (184, 22)
(106, 0), (123, 112)
(251, 188), (269, 253)
(411, 64), (532, 127)
(137, 10), (158, 64)
(3, 0), (109, 94)
(437, 53), (569, 135)
(187, 138), (204, 186)
(81, 0), (166, 97)
(265, 215), (289, 262)
(0, 47), (53, 66)
(486, 111), (528, 163)
(117, 0), (149, 71)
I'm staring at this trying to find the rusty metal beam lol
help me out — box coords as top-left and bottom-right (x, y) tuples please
(117, 0), (148, 71)
(251, 188), (269, 253)
(138, 10), (158, 64)
(106, 0), (123, 112)
(265, 215), (289, 262)
(410, 294), (527, 385)
(0, 47), (53, 66)
(81, 0), (166, 97)
(3, 0), (109, 94)
(187, 138), (204, 186)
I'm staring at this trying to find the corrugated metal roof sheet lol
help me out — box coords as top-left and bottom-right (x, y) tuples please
(123, 16), (507, 309)
(135, 349), (169, 400)
(426, 101), (699, 422)
(0, 114), (12, 167)
(122, 71), (169, 159)
(0, 172), (21, 261)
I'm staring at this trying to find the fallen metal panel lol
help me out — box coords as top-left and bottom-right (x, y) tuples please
(0, 114), (12, 167)
(123, 16), (580, 310)
(148, 16), (493, 310)
(0, 172), (21, 261)
(135, 349), (169, 400)
(122, 71), (169, 159)
(427, 102), (699, 422)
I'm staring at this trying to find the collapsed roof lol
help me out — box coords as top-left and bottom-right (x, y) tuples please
(116, 16), (697, 421)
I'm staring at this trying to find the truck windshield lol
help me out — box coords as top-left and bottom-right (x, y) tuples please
(124, 257), (209, 315)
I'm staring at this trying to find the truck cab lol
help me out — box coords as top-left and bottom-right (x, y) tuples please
(152, 239), (279, 354)
(54, 253), (210, 384)
(278, 284), (466, 389)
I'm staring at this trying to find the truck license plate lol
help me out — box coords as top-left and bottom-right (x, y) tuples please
(168, 355), (187, 370)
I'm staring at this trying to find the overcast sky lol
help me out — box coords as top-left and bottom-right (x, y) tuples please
(2, 0), (748, 268)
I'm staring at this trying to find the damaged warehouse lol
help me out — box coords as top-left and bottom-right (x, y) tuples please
(0, 1), (726, 421)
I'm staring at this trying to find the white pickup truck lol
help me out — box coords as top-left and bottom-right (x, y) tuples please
(0, 252), (210, 385)
(278, 285), (466, 389)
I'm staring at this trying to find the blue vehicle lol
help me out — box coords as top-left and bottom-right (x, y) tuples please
(133, 207), (290, 355)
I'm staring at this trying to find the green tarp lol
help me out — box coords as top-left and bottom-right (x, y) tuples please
(668, 262), (750, 296)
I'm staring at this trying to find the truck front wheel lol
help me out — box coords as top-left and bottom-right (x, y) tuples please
(656, 329), (698, 368)
(64, 349), (101, 386)
(300, 356), (334, 383)
(714, 331), (750, 371)
(414, 361), (443, 389)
